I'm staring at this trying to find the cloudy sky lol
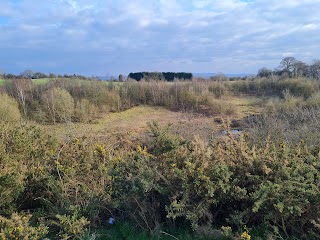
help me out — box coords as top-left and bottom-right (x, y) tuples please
(1, 0), (320, 76)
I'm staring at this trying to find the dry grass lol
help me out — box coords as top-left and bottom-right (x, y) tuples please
(227, 95), (263, 117)
(40, 106), (216, 142)
(39, 95), (262, 143)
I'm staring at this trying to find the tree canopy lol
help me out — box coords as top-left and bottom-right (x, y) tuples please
(128, 72), (193, 81)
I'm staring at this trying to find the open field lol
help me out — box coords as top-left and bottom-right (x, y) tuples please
(0, 77), (87, 86)
(0, 78), (50, 86)
(32, 78), (51, 85)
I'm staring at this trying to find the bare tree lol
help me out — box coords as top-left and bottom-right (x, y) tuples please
(309, 59), (320, 80)
(41, 87), (74, 123)
(12, 78), (33, 116)
(257, 67), (272, 78)
(279, 57), (297, 76)
(19, 69), (33, 79)
(293, 61), (308, 77)
(42, 86), (56, 123)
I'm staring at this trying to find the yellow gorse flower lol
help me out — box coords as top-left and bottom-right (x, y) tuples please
(137, 145), (150, 156)
(95, 144), (106, 156)
(241, 231), (251, 240)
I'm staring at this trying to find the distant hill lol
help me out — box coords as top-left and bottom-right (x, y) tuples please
(193, 73), (253, 78)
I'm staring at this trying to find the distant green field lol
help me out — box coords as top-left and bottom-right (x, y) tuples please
(0, 78), (51, 86)
(32, 78), (50, 85)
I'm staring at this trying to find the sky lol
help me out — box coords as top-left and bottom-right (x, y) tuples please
(1, 0), (320, 76)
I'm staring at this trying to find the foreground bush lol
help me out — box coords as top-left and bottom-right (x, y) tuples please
(108, 122), (320, 238)
(0, 213), (48, 240)
(0, 123), (58, 216)
(0, 122), (319, 239)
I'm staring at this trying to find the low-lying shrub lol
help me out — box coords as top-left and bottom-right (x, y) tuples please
(0, 213), (48, 240)
(107, 122), (320, 238)
(0, 120), (319, 239)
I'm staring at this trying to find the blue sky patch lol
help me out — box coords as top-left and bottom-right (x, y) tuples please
(0, 17), (9, 25)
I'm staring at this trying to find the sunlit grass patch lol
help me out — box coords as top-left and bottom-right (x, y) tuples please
(32, 78), (50, 85)
(227, 95), (263, 117)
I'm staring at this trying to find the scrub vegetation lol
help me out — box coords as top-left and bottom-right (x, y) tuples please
(0, 59), (320, 239)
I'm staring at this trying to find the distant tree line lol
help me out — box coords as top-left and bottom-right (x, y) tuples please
(1, 70), (93, 80)
(128, 72), (193, 81)
(257, 57), (320, 80)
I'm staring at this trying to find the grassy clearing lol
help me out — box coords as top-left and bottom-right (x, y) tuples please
(42, 105), (218, 142)
(41, 94), (262, 143)
(0, 79), (4, 86)
(214, 95), (262, 119)
(227, 95), (263, 117)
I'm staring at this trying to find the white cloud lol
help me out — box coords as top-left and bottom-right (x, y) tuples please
(301, 23), (319, 31)
(193, 0), (211, 9)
